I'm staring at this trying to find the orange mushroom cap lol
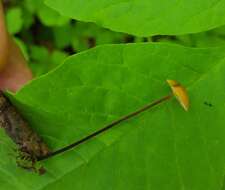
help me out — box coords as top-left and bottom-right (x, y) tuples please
(167, 80), (189, 111)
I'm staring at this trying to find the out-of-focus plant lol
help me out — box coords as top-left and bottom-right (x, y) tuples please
(4, 0), (130, 76)
(4, 0), (225, 78)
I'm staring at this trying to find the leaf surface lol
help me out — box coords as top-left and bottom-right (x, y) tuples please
(45, 0), (225, 36)
(0, 43), (225, 190)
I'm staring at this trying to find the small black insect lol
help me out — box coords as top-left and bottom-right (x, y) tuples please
(204, 101), (213, 107)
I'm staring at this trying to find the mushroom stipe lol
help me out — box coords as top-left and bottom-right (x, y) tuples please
(0, 80), (189, 174)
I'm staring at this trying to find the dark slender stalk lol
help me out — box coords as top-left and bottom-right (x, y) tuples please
(38, 94), (173, 161)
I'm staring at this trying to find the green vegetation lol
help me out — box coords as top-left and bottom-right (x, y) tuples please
(1, 0), (225, 190)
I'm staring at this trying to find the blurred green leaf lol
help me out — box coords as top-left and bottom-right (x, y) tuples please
(29, 45), (50, 76)
(30, 45), (49, 62)
(22, 9), (34, 29)
(23, 0), (43, 13)
(150, 25), (225, 48)
(23, 0), (69, 27)
(6, 7), (23, 34)
(212, 25), (225, 36)
(174, 25), (225, 47)
(37, 5), (69, 27)
(71, 21), (126, 52)
(177, 32), (225, 47)
(53, 24), (73, 49)
(28, 45), (67, 76)
(50, 50), (68, 69)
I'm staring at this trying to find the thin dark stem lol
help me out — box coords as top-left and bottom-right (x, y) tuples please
(38, 94), (173, 161)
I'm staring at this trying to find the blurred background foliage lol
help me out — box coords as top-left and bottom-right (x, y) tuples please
(3, 0), (225, 77)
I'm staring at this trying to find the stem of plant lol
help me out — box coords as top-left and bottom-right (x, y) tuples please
(38, 93), (173, 161)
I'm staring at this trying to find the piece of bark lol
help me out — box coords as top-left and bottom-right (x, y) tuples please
(0, 91), (50, 160)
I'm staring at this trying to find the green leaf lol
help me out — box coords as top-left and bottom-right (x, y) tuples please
(53, 24), (73, 49)
(50, 50), (68, 69)
(22, 9), (35, 29)
(1, 43), (225, 190)
(6, 7), (24, 34)
(37, 5), (69, 27)
(45, 0), (225, 36)
(176, 26), (225, 47)
(23, 0), (43, 13)
(29, 45), (50, 76)
(23, 0), (69, 26)
(71, 21), (126, 52)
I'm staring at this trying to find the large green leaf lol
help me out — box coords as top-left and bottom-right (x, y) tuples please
(1, 43), (225, 190)
(45, 0), (225, 36)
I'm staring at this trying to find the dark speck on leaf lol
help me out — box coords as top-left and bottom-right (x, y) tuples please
(204, 102), (213, 107)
